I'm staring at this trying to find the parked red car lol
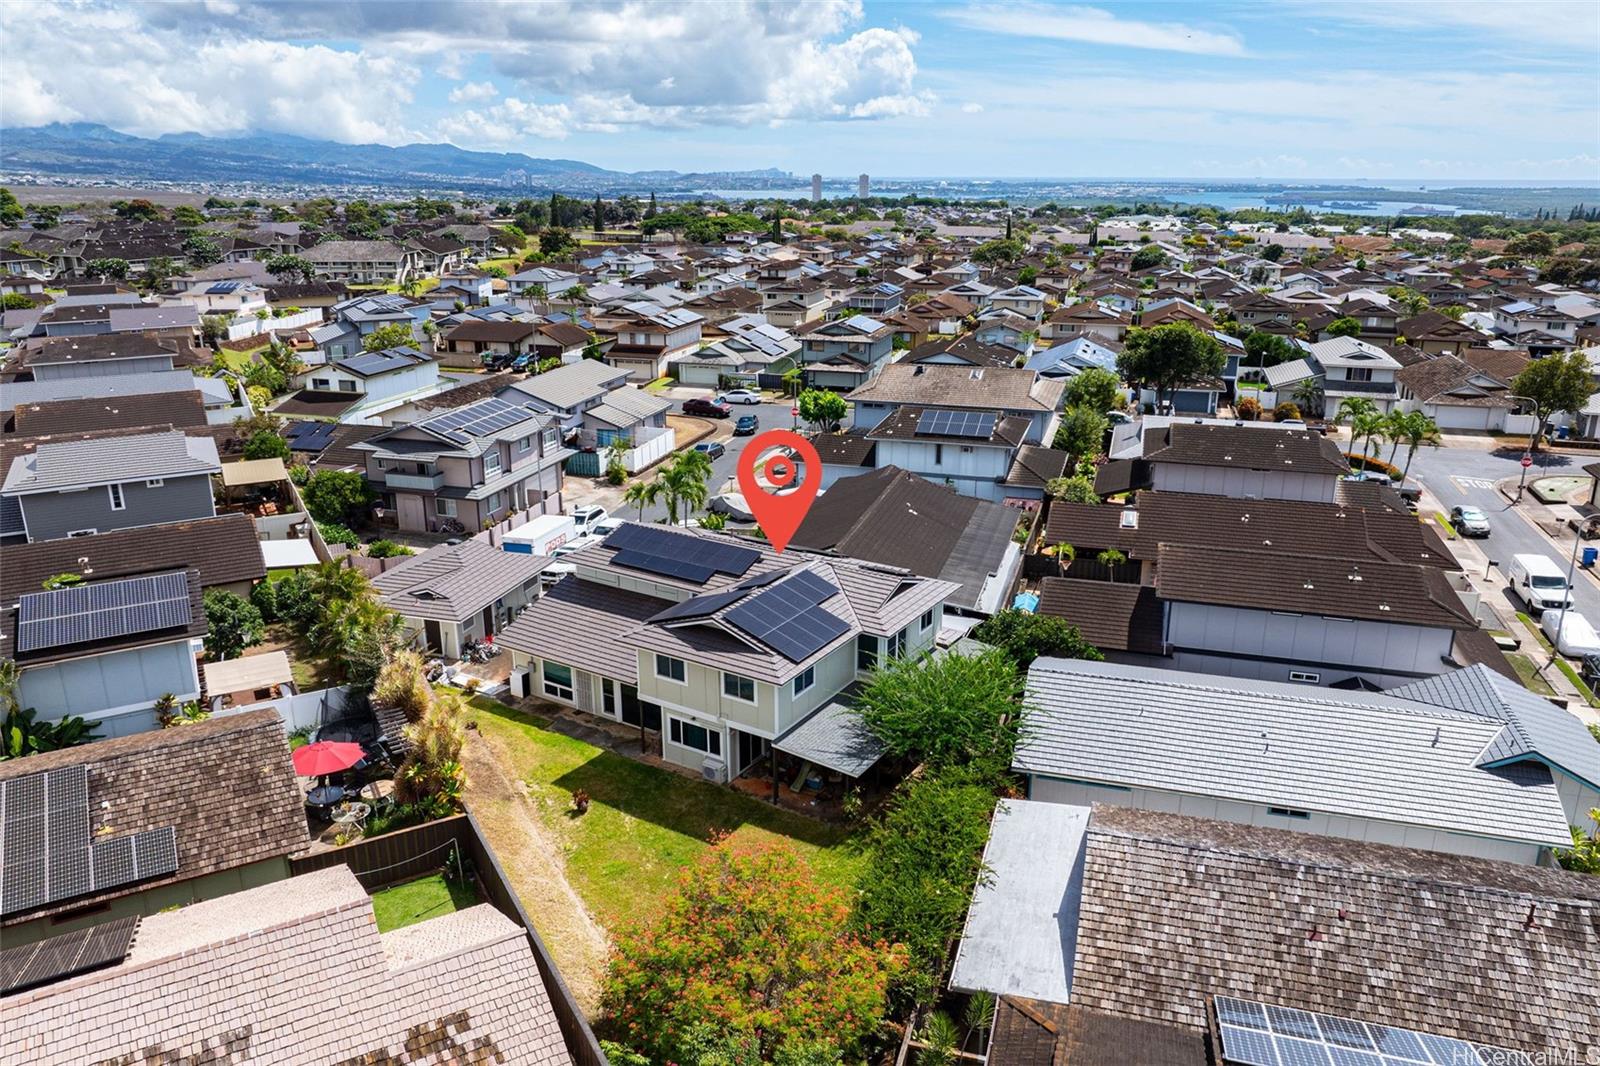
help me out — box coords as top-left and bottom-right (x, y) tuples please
(683, 397), (732, 418)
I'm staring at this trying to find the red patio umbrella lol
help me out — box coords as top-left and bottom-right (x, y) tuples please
(292, 740), (366, 777)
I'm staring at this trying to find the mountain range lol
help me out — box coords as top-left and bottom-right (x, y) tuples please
(0, 123), (791, 192)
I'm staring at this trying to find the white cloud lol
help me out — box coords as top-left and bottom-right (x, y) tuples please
(447, 81), (499, 104)
(0, 2), (419, 143)
(944, 3), (1246, 56)
(435, 98), (576, 145)
(1293, 1), (1600, 52)
(961, 102), (985, 114)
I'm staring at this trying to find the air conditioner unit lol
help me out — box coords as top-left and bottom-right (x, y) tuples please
(701, 757), (728, 784)
(509, 668), (531, 699)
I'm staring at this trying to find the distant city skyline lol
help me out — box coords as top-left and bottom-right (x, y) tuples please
(2, 1), (1596, 181)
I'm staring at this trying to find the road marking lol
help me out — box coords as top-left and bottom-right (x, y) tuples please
(1450, 475), (1496, 492)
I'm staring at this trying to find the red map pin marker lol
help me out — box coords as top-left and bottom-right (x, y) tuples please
(736, 429), (821, 553)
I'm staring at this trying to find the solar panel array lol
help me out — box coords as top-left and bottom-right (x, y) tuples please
(339, 347), (420, 377)
(0, 915), (139, 995)
(0, 768), (179, 918)
(418, 397), (531, 444)
(1215, 997), (1530, 1066)
(648, 589), (750, 624)
(16, 571), (191, 654)
(605, 525), (761, 584)
(205, 281), (241, 295)
(725, 569), (850, 661)
(915, 409), (998, 439)
(285, 421), (337, 451)
(734, 568), (790, 591)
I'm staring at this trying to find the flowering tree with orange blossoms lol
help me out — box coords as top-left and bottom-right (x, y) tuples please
(601, 838), (906, 1063)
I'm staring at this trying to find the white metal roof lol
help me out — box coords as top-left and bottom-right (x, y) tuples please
(1018, 658), (1573, 849)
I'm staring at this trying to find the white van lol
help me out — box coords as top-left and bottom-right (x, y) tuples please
(1508, 553), (1574, 614)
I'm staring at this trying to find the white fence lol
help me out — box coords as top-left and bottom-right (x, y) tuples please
(620, 424), (675, 473)
(225, 307), (324, 341)
(214, 685), (353, 733)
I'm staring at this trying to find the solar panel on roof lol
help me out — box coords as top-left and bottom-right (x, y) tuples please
(339, 348), (418, 376)
(420, 396), (530, 444)
(205, 281), (240, 295)
(605, 525), (760, 580)
(612, 548), (716, 584)
(724, 570), (849, 661)
(648, 588), (749, 623)
(15, 571), (191, 654)
(734, 568), (789, 590)
(1214, 997), (1525, 1066)
(0, 915), (139, 995)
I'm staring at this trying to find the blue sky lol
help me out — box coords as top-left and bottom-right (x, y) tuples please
(4, 1), (1597, 180)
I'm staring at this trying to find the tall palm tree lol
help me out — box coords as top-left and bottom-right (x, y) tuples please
(1397, 411), (1442, 484)
(1351, 410), (1387, 459)
(623, 479), (656, 520)
(1383, 409), (1411, 467)
(1292, 378), (1325, 418)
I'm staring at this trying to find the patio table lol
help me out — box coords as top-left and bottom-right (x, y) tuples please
(307, 784), (345, 808)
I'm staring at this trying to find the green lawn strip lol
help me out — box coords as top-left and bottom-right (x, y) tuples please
(370, 872), (479, 932)
(1515, 611), (1554, 653)
(1505, 652), (1557, 697)
(466, 695), (863, 930)
(1554, 659), (1600, 708)
(1433, 512), (1457, 538)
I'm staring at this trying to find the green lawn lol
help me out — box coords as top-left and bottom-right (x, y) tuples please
(213, 347), (261, 371)
(467, 695), (864, 930)
(1506, 652), (1557, 696)
(370, 872), (479, 932)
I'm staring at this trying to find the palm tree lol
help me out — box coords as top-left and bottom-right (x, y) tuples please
(1351, 410), (1386, 460)
(623, 478), (656, 520)
(1396, 411), (1442, 484)
(1383, 409), (1410, 467)
(1291, 378), (1325, 418)
(1334, 397), (1377, 432)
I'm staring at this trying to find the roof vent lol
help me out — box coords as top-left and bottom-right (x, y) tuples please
(1303, 582), (1314, 590)
(1379, 603), (1391, 611)
(1431, 726), (1441, 748)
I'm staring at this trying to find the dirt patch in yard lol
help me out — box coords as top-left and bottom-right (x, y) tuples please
(461, 725), (611, 1015)
(666, 413), (715, 450)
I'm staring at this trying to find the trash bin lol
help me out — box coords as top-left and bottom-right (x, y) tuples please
(1558, 425), (1570, 440)
(1582, 546), (1597, 568)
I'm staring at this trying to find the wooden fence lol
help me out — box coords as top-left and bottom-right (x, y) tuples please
(290, 811), (609, 1066)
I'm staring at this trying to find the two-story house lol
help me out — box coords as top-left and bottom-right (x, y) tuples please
(279, 346), (442, 423)
(1, 430), (221, 543)
(675, 318), (800, 388)
(1264, 336), (1402, 415)
(310, 294), (429, 361)
(597, 302), (703, 381)
(1491, 300), (1580, 355)
(796, 315), (896, 390)
(499, 359), (672, 454)
(759, 276), (834, 329)
(355, 396), (570, 533)
(1102, 419), (1351, 502)
(302, 241), (420, 286)
(850, 281), (905, 317)
(498, 523), (959, 780)
(506, 266), (581, 299)
(1041, 301), (1130, 343)
(846, 362), (1065, 445)
(987, 285), (1047, 323)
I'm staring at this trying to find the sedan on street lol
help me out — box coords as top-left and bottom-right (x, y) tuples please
(683, 397), (732, 418)
(1450, 505), (1491, 537)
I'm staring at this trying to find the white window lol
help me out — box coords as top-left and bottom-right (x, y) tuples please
(541, 661), (574, 701)
(484, 450), (502, 475)
(107, 484), (125, 511)
(542, 428), (559, 451)
(1288, 671), (1320, 684)
(669, 716), (721, 756)
(339, 380), (358, 392)
(516, 435), (531, 452)
(920, 609), (934, 633)
(723, 672), (756, 703)
(145, 478), (164, 488)
(792, 666), (815, 696)
(434, 498), (456, 517)
(655, 654), (686, 683)
(887, 627), (908, 660)
(1267, 806), (1311, 820)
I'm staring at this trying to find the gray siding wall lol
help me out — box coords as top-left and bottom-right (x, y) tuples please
(1027, 777), (1538, 864)
(18, 474), (215, 541)
(33, 354), (175, 381)
(19, 640), (201, 724)
(1166, 602), (1453, 683)
(1151, 464), (1337, 503)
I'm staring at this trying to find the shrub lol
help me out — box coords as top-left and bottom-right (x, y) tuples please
(301, 469), (374, 525)
(603, 840), (902, 1064)
(242, 430), (291, 461)
(395, 693), (467, 809)
(366, 539), (415, 559)
(251, 569), (316, 626)
(1273, 401), (1301, 422)
(970, 608), (1104, 670)
(2, 708), (100, 759)
(1045, 475), (1098, 504)
(373, 649), (433, 722)
(1236, 396), (1262, 420)
(317, 522), (360, 547)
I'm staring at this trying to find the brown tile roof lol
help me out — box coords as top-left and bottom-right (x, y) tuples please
(443, 319), (537, 344)
(272, 389), (362, 418)
(1044, 490), (1458, 570)
(846, 362), (1065, 412)
(312, 423), (388, 471)
(0, 709), (307, 926)
(1395, 354), (1517, 406)
(1006, 445), (1071, 489)
(538, 320), (593, 349)
(3, 865), (574, 1064)
(11, 390), (209, 436)
(1154, 543), (1477, 629)
(903, 335), (1020, 367)
(1037, 577), (1164, 654)
(1141, 422), (1350, 475)
(865, 406), (1031, 448)
(810, 431), (876, 467)
(409, 371), (523, 412)
(1069, 804), (1600, 1050)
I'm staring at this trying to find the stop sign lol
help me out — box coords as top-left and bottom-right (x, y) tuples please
(1521, 455), (1534, 468)
(791, 406), (799, 416)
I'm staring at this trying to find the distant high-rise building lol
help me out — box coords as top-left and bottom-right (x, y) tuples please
(858, 173), (869, 198)
(811, 173), (822, 202)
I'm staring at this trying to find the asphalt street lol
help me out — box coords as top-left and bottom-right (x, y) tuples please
(1403, 439), (1600, 623)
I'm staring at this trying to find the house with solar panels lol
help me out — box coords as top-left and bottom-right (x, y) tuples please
(796, 314), (896, 389)
(946, 800), (1595, 1063)
(0, 709), (306, 946)
(498, 522), (958, 780)
(355, 396), (570, 534)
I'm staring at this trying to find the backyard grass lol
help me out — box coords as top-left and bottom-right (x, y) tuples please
(465, 695), (865, 931)
(213, 347), (262, 371)
(370, 872), (479, 932)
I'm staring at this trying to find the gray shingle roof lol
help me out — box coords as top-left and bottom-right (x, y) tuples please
(2, 430), (220, 495)
(1019, 658), (1573, 848)
(501, 360), (630, 410)
(0, 370), (213, 413)
(374, 539), (550, 623)
(1387, 665), (1600, 792)
(771, 688), (885, 777)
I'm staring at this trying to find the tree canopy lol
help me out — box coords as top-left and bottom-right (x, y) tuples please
(362, 322), (417, 352)
(301, 469), (374, 526)
(1116, 322), (1226, 409)
(796, 388), (846, 432)
(1324, 316), (1362, 338)
(1513, 350), (1596, 448)
(970, 607), (1104, 669)
(603, 841), (902, 1064)
(857, 645), (1025, 773)
(1052, 406), (1107, 464)
(1063, 366), (1121, 413)
(265, 254), (316, 283)
(202, 588), (265, 661)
